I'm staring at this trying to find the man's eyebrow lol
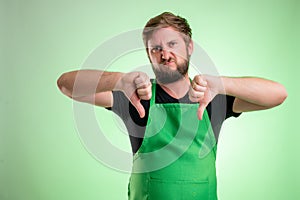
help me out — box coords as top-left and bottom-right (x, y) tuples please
(168, 39), (178, 43)
(148, 44), (162, 48)
(149, 39), (178, 45)
(148, 38), (180, 47)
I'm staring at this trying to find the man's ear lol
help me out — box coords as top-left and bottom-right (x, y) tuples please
(187, 39), (194, 57)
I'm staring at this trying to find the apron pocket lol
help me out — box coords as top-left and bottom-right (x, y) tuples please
(148, 178), (209, 200)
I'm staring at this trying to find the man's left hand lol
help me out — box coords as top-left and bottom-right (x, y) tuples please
(188, 75), (223, 120)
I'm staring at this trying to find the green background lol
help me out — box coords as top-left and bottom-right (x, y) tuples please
(1, 0), (299, 199)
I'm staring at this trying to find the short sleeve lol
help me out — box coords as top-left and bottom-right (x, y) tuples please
(225, 95), (242, 119)
(106, 91), (130, 120)
(106, 91), (150, 126)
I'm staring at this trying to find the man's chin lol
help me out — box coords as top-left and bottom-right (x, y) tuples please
(156, 75), (183, 84)
(152, 63), (188, 84)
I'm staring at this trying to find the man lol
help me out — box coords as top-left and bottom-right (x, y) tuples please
(57, 12), (287, 200)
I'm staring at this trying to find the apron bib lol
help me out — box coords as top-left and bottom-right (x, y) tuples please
(128, 81), (218, 200)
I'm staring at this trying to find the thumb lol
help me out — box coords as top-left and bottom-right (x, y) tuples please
(197, 101), (208, 120)
(130, 92), (145, 118)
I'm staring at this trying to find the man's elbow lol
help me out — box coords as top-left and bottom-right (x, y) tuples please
(57, 73), (72, 98)
(57, 73), (65, 91)
(274, 83), (288, 106)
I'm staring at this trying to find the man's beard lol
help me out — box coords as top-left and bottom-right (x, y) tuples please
(152, 59), (189, 84)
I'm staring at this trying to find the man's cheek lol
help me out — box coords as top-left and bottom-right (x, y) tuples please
(150, 56), (160, 64)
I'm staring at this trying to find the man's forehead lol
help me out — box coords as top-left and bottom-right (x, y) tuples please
(147, 27), (185, 44)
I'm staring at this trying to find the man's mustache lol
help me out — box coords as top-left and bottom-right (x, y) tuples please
(162, 58), (176, 65)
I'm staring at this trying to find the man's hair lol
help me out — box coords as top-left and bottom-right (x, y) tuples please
(142, 12), (192, 47)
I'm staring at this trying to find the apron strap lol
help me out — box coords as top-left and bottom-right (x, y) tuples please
(150, 79), (157, 106)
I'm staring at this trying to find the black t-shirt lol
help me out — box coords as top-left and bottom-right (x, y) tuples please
(109, 83), (241, 154)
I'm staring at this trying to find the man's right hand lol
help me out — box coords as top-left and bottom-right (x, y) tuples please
(115, 72), (152, 118)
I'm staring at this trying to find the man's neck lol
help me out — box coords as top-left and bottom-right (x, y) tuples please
(158, 75), (191, 99)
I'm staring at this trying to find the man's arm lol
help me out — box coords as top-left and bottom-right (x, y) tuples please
(189, 75), (287, 119)
(56, 70), (152, 117)
(57, 70), (122, 107)
(222, 77), (287, 113)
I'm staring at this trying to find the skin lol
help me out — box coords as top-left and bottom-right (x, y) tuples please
(57, 27), (288, 120)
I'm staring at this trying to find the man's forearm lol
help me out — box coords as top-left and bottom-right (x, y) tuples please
(221, 76), (287, 107)
(57, 70), (123, 97)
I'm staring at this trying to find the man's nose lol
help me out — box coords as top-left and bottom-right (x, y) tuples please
(161, 49), (171, 60)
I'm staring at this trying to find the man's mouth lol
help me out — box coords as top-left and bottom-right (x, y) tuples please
(163, 60), (176, 66)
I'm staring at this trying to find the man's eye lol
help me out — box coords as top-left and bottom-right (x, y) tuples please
(151, 46), (162, 53)
(169, 41), (177, 47)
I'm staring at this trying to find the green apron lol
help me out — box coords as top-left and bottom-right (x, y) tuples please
(128, 81), (218, 200)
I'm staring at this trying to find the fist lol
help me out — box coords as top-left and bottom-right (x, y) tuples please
(117, 72), (152, 118)
(189, 75), (217, 120)
(134, 73), (152, 101)
(189, 75), (208, 103)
